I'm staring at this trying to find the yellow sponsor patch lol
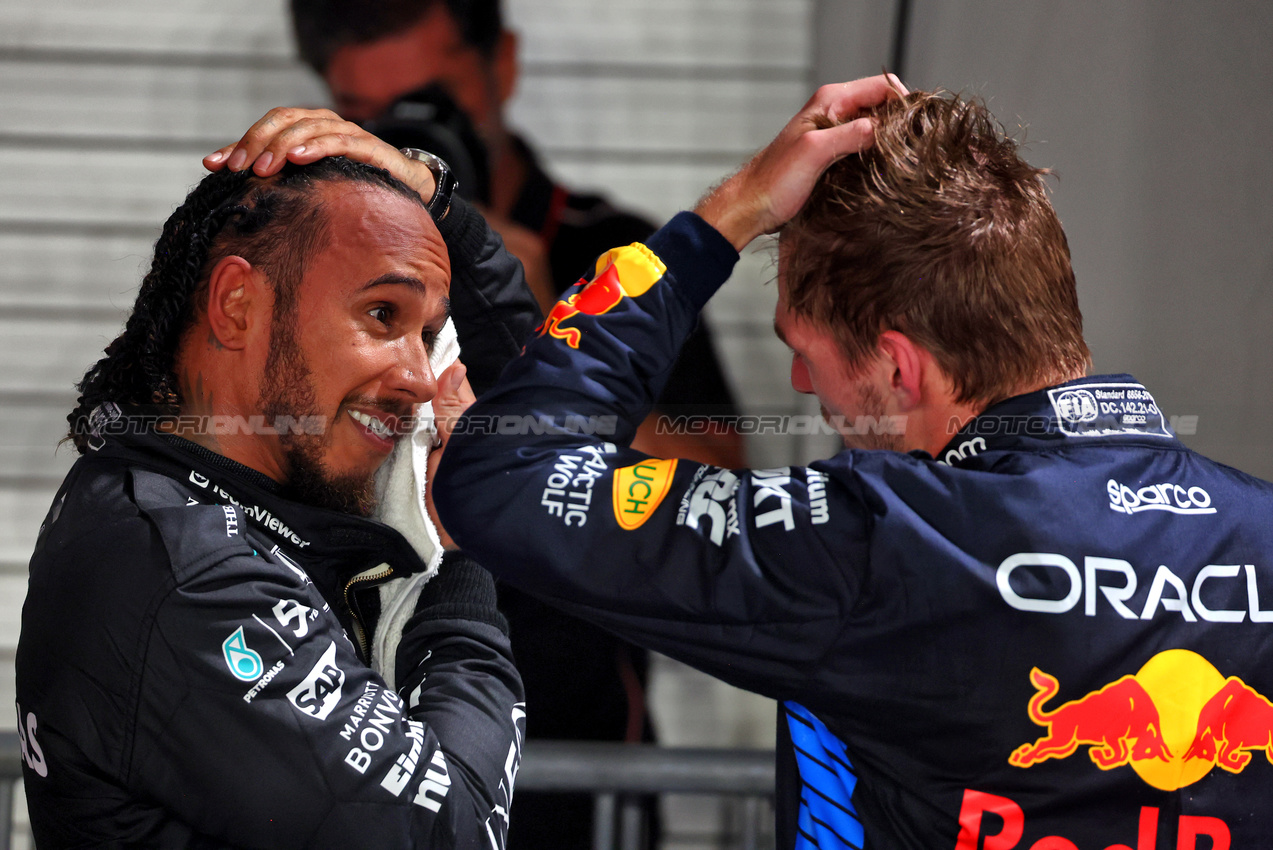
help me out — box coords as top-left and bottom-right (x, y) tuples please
(612, 458), (678, 530)
(594, 243), (667, 298)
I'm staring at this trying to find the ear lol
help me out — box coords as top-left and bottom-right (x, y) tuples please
(492, 29), (518, 106)
(205, 256), (265, 351)
(876, 330), (927, 411)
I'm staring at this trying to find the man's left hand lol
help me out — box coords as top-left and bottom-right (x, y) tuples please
(203, 107), (438, 203)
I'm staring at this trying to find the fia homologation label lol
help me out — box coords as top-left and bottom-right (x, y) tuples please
(1047, 383), (1172, 438)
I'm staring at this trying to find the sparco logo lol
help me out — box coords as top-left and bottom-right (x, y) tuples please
(1107, 479), (1216, 516)
(1055, 390), (1098, 423)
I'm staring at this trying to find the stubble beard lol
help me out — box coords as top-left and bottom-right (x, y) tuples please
(259, 316), (378, 517)
(829, 381), (904, 453)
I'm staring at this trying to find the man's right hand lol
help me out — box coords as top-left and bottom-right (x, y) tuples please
(694, 74), (906, 251)
(425, 361), (477, 550)
(203, 107), (438, 205)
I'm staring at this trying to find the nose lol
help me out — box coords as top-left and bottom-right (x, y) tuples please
(791, 353), (814, 395)
(392, 338), (437, 405)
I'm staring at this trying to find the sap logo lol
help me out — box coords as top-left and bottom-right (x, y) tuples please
(939, 437), (987, 467)
(1108, 479), (1215, 516)
(15, 702), (47, 778)
(1054, 389), (1098, 423)
(680, 469), (740, 546)
(287, 641), (345, 721)
(223, 626), (263, 682)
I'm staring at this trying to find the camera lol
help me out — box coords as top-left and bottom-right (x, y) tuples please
(362, 84), (491, 205)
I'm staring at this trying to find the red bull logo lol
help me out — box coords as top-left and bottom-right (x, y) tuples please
(1009, 669), (1171, 770)
(956, 790), (1230, 850)
(1010, 649), (1272, 791)
(538, 244), (667, 349)
(1182, 677), (1273, 772)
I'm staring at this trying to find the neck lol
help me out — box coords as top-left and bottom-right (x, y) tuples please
(909, 398), (986, 458)
(166, 344), (288, 483)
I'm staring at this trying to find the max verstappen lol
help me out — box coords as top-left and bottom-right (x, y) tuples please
(15, 133), (539, 846)
(411, 77), (1269, 850)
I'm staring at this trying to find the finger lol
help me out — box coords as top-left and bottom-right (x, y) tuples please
(272, 129), (398, 171)
(220, 106), (303, 173)
(817, 74), (908, 125)
(432, 362), (473, 441)
(223, 107), (342, 174)
(203, 143), (237, 172)
(247, 115), (364, 176)
(810, 115), (877, 164)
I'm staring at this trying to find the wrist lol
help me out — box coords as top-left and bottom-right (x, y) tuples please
(693, 178), (758, 252)
(399, 148), (455, 222)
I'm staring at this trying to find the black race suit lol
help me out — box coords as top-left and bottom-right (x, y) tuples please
(436, 210), (1273, 850)
(15, 197), (539, 848)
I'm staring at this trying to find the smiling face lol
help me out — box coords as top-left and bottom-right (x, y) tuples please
(256, 181), (450, 513)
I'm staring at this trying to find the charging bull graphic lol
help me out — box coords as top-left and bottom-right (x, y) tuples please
(1183, 677), (1273, 772)
(1010, 650), (1273, 791)
(1009, 668), (1172, 769)
(538, 244), (667, 348)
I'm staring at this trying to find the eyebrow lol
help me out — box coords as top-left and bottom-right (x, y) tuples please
(360, 273), (431, 295)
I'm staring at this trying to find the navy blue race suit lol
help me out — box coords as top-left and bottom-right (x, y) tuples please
(15, 196), (538, 848)
(435, 210), (1273, 850)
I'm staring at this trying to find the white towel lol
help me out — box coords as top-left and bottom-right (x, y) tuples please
(371, 317), (461, 689)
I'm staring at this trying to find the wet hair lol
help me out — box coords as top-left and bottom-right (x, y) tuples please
(781, 89), (1091, 407)
(291, 0), (503, 75)
(67, 157), (426, 452)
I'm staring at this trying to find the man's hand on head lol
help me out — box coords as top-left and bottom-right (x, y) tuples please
(695, 74), (907, 252)
(203, 107), (438, 204)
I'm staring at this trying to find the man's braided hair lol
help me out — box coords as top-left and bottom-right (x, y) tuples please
(68, 157), (426, 452)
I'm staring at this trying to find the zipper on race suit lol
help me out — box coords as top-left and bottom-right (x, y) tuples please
(343, 561), (394, 660)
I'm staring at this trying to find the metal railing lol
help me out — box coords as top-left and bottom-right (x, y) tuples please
(0, 733), (773, 850)
(519, 741), (775, 850)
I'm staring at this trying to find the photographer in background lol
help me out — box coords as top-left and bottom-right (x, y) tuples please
(288, 1), (743, 845)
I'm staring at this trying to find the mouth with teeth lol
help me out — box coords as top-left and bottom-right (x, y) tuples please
(346, 408), (400, 443)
